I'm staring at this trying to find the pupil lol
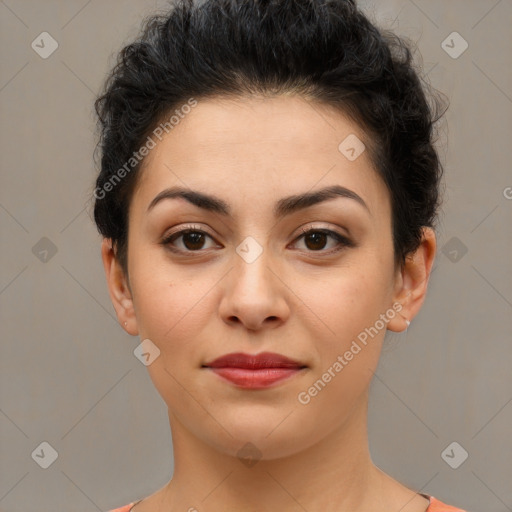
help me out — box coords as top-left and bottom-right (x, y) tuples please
(184, 232), (204, 250)
(306, 232), (326, 250)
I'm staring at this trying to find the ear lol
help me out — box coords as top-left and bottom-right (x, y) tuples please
(387, 227), (437, 333)
(101, 238), (139, 336)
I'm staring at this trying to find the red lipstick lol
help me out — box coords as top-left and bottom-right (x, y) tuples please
(203, 352), (307, 389)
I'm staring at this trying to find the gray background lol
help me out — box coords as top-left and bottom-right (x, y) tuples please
(1, 1), (511, 511)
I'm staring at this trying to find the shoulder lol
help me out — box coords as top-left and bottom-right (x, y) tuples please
(107, 497), (469, 512)
(427, 495), (468, 512)
(107, 504), (135, 512)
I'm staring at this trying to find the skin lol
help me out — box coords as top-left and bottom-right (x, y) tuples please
(102, 95), (436, 512)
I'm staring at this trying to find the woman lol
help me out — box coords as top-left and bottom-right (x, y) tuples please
(94, 0), (466, 510)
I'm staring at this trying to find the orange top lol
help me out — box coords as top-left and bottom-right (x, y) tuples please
(108, 495), (467, 511)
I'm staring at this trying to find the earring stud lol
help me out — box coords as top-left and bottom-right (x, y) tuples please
(399, 312), (410, 328)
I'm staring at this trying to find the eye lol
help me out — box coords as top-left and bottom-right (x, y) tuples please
(161, 224), (354, 255)
(291, 227), (353, 254)
(161, 225), (218, 253)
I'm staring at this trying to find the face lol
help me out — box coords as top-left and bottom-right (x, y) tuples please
(107, 95), (414, 460)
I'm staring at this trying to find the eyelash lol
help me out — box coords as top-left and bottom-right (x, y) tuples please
(161, 224), (354, 255)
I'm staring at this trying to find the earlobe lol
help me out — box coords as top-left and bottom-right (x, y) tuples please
(101, 238), (139, 335)
(387, 227), (437, 333)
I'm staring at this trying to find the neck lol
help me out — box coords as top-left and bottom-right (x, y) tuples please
(156, 395), (391, 512)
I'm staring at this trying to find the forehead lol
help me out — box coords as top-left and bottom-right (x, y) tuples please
(146, 95), (368, 163)
(133, 94), (390, 220)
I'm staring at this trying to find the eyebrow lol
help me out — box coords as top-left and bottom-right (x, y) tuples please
(147, 184), (370, 218)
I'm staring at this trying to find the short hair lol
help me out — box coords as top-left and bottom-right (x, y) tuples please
(93, 0), (446, 273)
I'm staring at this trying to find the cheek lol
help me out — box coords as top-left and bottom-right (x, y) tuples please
(132, 275), (206, 344)
(301, 273), (387, 398)
(128, 247), (203, 341)
(318, 262), (390, 330)
(129, 265), (210, 399)
(310, 260), (392, 374)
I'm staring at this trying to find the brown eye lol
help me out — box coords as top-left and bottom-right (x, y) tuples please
(303, 231), (328, 251)
(293, 228), (353, 254)
(161, 228), (217, 252)
(179, 231), (207, 250)
(161, 226), (353, 256)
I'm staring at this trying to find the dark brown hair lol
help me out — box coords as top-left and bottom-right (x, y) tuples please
(93, 0), (446, 273)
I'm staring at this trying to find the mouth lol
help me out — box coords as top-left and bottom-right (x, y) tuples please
(202, 352), (308, 389)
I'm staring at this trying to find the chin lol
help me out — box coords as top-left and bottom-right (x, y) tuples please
(198, 416), (320, 463)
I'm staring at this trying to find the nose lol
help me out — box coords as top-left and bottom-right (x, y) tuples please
(218, 246), (290, 332)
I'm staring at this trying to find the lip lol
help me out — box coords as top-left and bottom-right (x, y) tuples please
(202, 352), (307, 389)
